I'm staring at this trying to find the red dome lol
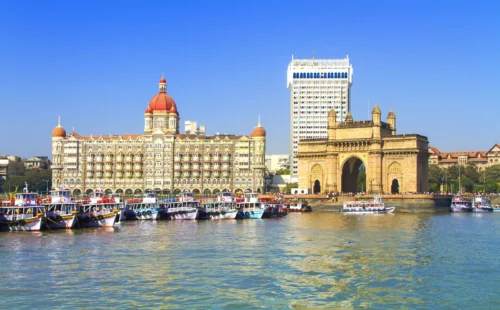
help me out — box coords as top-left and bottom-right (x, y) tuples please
(148, 92), (178, 113)
(145, 107), (152, 113)
(52, 126), (66, 138)
(251, 126), (266, 137)
(159, 76), (166, 83)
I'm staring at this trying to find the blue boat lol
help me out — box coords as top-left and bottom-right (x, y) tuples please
(122, 193), (160, 220)
(236, 193), (265, 219)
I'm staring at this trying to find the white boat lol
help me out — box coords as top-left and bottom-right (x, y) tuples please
(122, 193), (160, 220)
(75, 190), (120, 227)
(471, 195), (493, 213)
(236, 193), (265, 219)
(198, 193), (238, 220)
(493, 204), (500, 212)
(450, 195), (472, 212)
(42, 188), (78, 229)
(161, 194), (199, 220)
(0, 198), (44, 231)
(341, 195), (396, 213)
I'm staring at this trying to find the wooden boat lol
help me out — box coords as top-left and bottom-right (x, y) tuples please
(341, 196), (396, 214)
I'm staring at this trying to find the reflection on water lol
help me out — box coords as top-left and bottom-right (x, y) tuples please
(1, 213), (500, 308)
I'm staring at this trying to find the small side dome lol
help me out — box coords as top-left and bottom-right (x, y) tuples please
(145, 107), (152, 114)
(387, 109), (395, 118)
(328, 109), (336, 117)
(52, 126), (66, 138)
(372, 104), (381, 114)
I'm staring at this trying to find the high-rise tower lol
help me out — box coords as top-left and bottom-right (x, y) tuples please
(287, 55), (353, 179)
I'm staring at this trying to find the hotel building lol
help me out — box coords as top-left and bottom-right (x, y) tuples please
(51, 76), (266, 195)
(287, 55), (353, 179)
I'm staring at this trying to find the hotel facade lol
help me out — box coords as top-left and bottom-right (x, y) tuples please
(287, 56), (353, 179)
(51, 76), (266, 195)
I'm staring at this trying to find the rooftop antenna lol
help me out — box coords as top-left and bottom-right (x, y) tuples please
(312, 52), (315, 60)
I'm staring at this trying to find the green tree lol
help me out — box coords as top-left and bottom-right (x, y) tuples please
(276, 169), (290, 175)
(283, 182), (298, 194)
(357, 170), (366, 192)
(428, 164), (444, 185)
(464, 163), (479, 184)
(485, 165), (500, 183)
(1, 169), (52, 194)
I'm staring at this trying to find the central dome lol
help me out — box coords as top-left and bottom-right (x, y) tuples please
(148, 92), (177, 112)
(146, 75), (179, 114)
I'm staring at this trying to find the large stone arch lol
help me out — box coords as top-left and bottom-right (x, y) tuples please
(310, 164), (324, 194)
(387, 162), (402, 194)
(340, 156), (365, 194)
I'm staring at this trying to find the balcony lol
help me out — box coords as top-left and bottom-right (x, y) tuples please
(116, 171), (123, 178)
(86, 164), (93, 170)
(86, 171), (94, 178)
(134, 171), (142, 178)
(104, 166), (113, 171)
(183, 156), (190, 162)
(116, 156), (123, 163)
(212, 165), (220, 170)
(212, 171), (220, 176)
(174, 156), (182, 162)
(174, 171), (181, 177)
(134, 165), (142, 171)
(95, 157), (103, 163)
(96, 172), (104, 179)
(221, 165), (229, 170)
(125, 165), (133, 171)
(182, 171), (191, 177)
(125, 157), (133, 163)
(134, 156), (142, 163)
(86, 156), (94, 162)
(222, 171), (230, 177)
(95, 165), (103, 171)
(105, 156), (113, 163)
(192, 156), (200, 162)
(192, 165), (200, 171)
(204, 156), (211, 162)
(182, 164), (190, 170)
(125, 171), (133, 178)
(105, 172), (113, 178)
(212, 156), (221, 162)
(192, 171), (200, 177)
(203, 166), (211, 171)
(222, 156), (230, 162)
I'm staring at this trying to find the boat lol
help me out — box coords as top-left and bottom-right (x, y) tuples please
(493, 204), (500, 212)
(471, 195), (493, 213)
(198, 193), (238, 220)
(284, 199), (312, 213)
(75, 190), (120, 227)
(450, 195), (472, 212)
(41, 188), (78, 229)
(0, 194), (44, 231)
(122, 193), (160, 220)
(262, 202), (287, 218)
(159, 193), (199, 220)
(236, 193), (265, 219)
(341, 195), (396, 213)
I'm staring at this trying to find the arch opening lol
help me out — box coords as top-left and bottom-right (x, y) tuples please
(341, 157), (364, 194)
(313, 180), (321, 194)
(391, 179), (400, 194)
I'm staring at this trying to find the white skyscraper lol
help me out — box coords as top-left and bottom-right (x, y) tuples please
(287, 55), (353, 178)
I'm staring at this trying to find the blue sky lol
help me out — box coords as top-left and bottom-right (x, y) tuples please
(1, 0), (499, 158)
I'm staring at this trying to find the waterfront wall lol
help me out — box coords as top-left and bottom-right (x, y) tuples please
(301, 194), (453, 213)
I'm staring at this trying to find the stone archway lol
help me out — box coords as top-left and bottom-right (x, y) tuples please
(341, 157), (364, 193)
(313, 180), (321, 194)
(391, 179), (400, 194)
(310, 164), (323, 194)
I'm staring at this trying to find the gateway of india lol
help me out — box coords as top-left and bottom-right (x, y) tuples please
(51, 76), (266, 195)
(297, 106), (429, 194)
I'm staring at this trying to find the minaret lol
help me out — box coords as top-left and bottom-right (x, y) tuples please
(327, 109), (337, 140)
(372, 104), (381, 139)
(387, 109), (396, 135)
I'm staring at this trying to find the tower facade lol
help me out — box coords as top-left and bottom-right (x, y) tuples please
(287, 55), (353, 179)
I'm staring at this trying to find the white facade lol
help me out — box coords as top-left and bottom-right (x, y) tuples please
(287, 55), (353, 177)
(265, 154), (290, 173)
(184, 120), (206, 135)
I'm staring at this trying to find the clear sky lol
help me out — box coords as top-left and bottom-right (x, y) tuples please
(1, 0), (499, 158)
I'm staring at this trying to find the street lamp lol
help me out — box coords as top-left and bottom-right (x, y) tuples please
(43, 179), (49, 195)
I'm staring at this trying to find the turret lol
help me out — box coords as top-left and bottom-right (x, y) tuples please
(372, 104), (381, 138)
(387, 109), (396, 135)
(345, 111), (353, 123)
(328, 109), (337, 140)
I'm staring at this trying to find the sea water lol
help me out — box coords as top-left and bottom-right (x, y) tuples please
(1, 213), (499, 309)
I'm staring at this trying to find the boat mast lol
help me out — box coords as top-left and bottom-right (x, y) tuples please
(458, 164), (461, 195)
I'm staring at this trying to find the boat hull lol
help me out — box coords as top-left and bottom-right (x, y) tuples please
(450, 205), (472, 212)
(77, 212), (117, 228)
(1, 217), (43, 231)
(168, 209), (198, 220)
(43, 214), (76, 229)
(341, 206), (396, 214)
(472, 208), (493, 213)
(199, 209), (238, 220)
(237, 209), (265, 219)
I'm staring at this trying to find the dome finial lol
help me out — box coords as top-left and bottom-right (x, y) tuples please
(57, 115), (61, 127)
(258, 115), (261, 127)
(159, 74), (167, 93)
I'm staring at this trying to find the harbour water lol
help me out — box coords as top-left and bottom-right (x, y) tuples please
(1, 213), (500, 308)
